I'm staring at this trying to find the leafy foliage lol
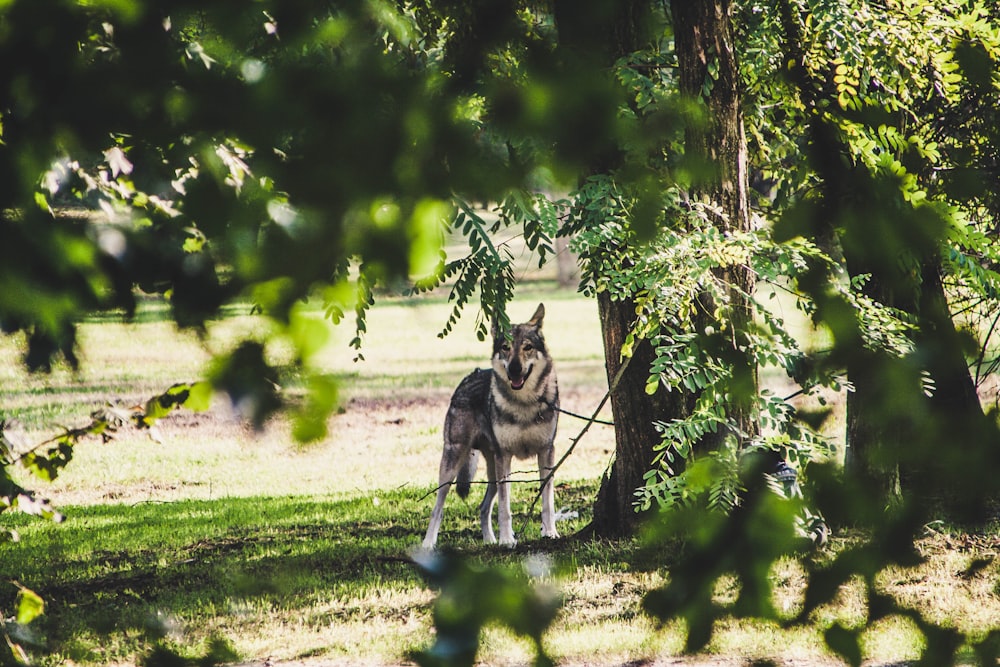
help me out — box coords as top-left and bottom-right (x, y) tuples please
(1, 381), (212, 524)
(411, 552), (559, 667)
(1, 381), (212, 663)
(0, 0), (520, 437)
(642, 456), (807, 652)
(567, 172), (841, 516)
(633, 1), (1000, 662)
(408, 189), (564, 341)
(1, 583), (45, 667)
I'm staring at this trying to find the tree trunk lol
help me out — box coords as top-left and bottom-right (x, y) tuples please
(589, 0), (756, 537)
(843, 253), (991, 514)
(671, 0), (749, 236)
(829, 161), (989, 510)
(550, 0), (668, 537)
(844, 349), (902, 502)
(672, 0), (757, 444)
(912, 260), (995, 518)
(555, 236), (579, 288)
(917, 263), (981, 421)
(837, 227), (906, 502)
(590, 292), (695, 537)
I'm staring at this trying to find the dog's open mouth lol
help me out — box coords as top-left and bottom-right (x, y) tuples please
(509, 368), (531, 390)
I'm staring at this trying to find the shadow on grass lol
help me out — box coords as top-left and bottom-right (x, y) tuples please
(2, 480), (611, 661)
(82, 299), (257, 325)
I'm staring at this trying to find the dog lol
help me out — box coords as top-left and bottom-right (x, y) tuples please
(422, 303), (560, 548)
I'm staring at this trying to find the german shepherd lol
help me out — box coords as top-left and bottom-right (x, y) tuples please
(422, 303), (559, 548)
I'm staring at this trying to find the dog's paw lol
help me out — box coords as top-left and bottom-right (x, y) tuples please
(499, 537), (517, 548)
(542, 528), (559, 539)
(410, 544), (437, 565)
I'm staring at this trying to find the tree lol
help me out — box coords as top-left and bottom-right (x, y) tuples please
(587, 0), (759, 537)
(665, 0), (758, 463)
(638, 1), (1000, 653)
(761, 0), (1000, 514)
(0, 0), (522, 424)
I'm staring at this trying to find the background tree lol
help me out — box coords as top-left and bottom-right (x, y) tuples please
(640, 2), (1000, 657)
(749, 0), (1000, 514)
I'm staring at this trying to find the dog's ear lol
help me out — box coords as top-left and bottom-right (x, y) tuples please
(528, 303), (545, 329)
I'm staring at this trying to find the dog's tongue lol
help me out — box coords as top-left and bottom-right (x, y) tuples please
(510, 376), (525, 390)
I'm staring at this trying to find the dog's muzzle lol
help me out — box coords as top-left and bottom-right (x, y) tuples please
(508, 363), (531, 390)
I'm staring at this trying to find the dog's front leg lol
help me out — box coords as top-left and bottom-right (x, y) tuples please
(480, 451), (498, 544)
(537, 447), (559, 539)
(495, 452), (516, 546)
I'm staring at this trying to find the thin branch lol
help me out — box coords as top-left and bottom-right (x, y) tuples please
(416, 470), (550, 503)
(974, 306), (1000, 386)
(558, 407), (614, 426)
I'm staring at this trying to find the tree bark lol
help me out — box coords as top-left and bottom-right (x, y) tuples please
(589, 0), (756, 537)
(590, 292), (696, 537)
(555, 236), (579, 288)
(671, 0), (749, 236)
(843, 250), (991, 513)
(775, 0), (991, 514)
(672, 0), (757, 445)
(912, 260), (994, 518)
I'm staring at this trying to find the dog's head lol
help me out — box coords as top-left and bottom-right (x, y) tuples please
(492, 303), (550, 391)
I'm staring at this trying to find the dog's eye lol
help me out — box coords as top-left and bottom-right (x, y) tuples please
(501, 342), (511, 352)
(523, 343), (533, 352)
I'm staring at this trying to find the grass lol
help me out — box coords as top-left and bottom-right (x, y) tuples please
(2, 282), (999, 666)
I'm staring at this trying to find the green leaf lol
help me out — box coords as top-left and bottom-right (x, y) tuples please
(184, 381), (213, 412)
(408, 198), (449, 279)
(289, 309), (332, 363)
(34, 191), (51, 212)
(292, 374), (339, 443)
(209, 342), (282, 430)
(182, 235), (205, 253)
(15, 585), (44, 625)
(954, 39), (994, 91)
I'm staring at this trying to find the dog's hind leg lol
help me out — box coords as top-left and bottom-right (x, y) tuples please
(423, 442), (470, 549)
(537, 447), (559, 539)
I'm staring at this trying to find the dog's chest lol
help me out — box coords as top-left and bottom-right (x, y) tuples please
(492, 417), (556, 459)
(489, 390), (558, 459)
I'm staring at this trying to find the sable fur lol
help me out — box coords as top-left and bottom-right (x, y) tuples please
(422, 303), (559, 548)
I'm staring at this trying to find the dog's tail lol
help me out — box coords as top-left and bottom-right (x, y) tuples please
(456, 450), (479, 499)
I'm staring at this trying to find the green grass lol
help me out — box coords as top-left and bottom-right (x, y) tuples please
(4, 492), (430, 664)
(2, 285), (999, 666)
